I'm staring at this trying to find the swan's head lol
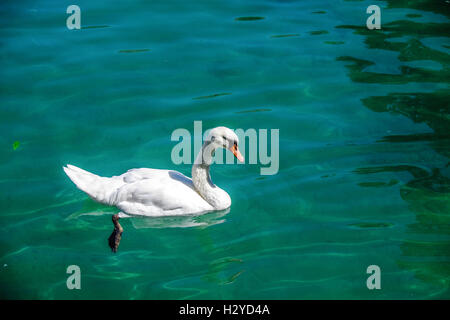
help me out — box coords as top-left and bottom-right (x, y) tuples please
(207, 127), (244, 162)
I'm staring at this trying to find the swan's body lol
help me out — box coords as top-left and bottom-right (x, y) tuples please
(63, 127), (243, 217)
(63, 166), (218, 216)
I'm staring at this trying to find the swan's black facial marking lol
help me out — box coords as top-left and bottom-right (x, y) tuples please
(210, 132), (237, 149)
(222, 136), (228, 148)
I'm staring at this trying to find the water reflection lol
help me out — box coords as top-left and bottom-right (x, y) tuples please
(270, 34), (300, 38)
(339, 0), (449, 296)
(67, 201), (230, 229)
(363, 91), (450, 158)
(355, 165), (450, 296)
(118, 49), (150, 53)
(382, 1), (449, 16)
(65, 191), (230, 230)
(130, 209), (230, 229)
(309, 30), (329, 35)
(192, 92), (232, 100)
(234, 17), (264, 21)
(203, 256), (244, 285)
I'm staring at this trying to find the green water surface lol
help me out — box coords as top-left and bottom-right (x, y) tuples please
(0, 0), (449, 299)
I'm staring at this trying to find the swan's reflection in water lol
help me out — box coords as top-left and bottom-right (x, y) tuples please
(129, 208), (230, 229)
(66, 198), (230, 230)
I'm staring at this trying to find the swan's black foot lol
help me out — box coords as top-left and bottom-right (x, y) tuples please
(108, 214), (123, 253)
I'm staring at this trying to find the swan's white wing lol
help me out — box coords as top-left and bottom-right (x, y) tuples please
(113, 169), (214, 217)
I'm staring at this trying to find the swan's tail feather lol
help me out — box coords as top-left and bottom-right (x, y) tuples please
(66, 164), (96, 177)
(63, 165), (121, 205)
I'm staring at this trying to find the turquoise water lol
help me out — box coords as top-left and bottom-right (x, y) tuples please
(0, 0), (449, 299)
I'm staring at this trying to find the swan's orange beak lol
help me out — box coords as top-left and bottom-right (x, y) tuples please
(229, 144), (244, 162)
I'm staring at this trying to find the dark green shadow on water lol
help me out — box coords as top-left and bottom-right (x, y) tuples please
(309, 30), (329, 35)
(384, 0), (450, 17)
(235, 17), (265, 21)
(406, 13), (422, 18)
(358, 180), (399, 188)
(118, 49), (151, 53)
(193, 92), (232, 100)
(270, 34), (300, 38)
(337, 55), (448, 84)
(354, 165), (450, 293)
(336, 20), (450, 65)
(362, 91), (450, 157)
(348, 222), (394, 229)
(324, 41), (344, 45)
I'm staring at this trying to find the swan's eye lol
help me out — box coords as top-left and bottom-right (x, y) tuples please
(222, 136), (227, 141)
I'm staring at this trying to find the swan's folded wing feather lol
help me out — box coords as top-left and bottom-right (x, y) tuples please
(120, 168), (165, 183)
(114, 170), (213, 216)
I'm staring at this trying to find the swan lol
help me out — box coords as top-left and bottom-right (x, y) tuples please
(63, 126), (244, 218)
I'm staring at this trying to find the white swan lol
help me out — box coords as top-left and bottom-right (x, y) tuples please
(63, 127), (244, 218)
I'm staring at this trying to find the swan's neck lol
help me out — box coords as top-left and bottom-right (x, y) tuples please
(192, 142), (231, 210)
